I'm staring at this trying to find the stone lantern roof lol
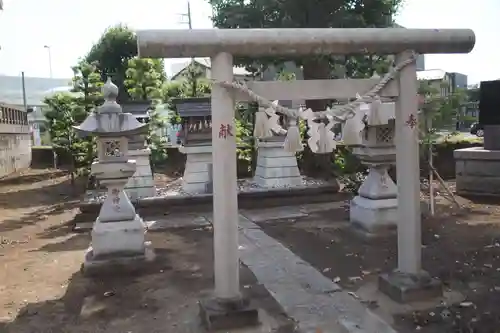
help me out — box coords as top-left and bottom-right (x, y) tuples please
(73, 78), (148, 137)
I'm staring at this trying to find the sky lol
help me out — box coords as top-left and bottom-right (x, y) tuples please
(0, 0), (497, 85)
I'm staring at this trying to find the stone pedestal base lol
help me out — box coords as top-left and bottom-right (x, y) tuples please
(378, 271), (442, 303)
(125, 149), (155, 200)
(82, 242), (156, 276)
(91, 214), (146, 257)
(254, 140), (302, 188)
(350, 165), (398, 233)
(350, 196), (398, 233)
(179, 144), (213, 194)
(455, 147), (500, 197)
(198, 296), (259, 331)
(82, 214), (152, 275)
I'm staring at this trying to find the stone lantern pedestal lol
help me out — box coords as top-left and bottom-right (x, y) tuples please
(254, 136), (302, 188)
(73, 79), (153, 274)
(179, 144), (213, 194)
(121, 102), (156, 200)
(90, 158), (147, 257)
(125, 136), (155, 200)
(350, 103), (398, 233)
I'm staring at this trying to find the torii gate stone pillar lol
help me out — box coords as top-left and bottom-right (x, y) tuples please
(137, 28), (475, 326)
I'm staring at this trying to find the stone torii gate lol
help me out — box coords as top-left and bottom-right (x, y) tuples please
(137, 28), (475, 329)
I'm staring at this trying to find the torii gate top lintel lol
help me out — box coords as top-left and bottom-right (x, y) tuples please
(137, 28), (475, 58)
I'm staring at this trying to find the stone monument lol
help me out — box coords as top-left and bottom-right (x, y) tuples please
(121, 101), (156, 200)
(455, 79), (500, 197)
(254, 104), (302, 188)
(73, 79), (153, 272)
(350, 99), (398, 233)
(173, 97), (213, 193)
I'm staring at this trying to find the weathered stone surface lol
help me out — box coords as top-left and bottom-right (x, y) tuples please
(198, 296), (259, 331)
(455, 147), (500, 196)
(125, 149), (155, 200)
(180, 144), (213, 194)
(378, 271), (442, 303)
(82, 242), (156, 277)
(146, 215), (210, 230)
(254, 140), (302, 188)
(240, 206), (308, 223)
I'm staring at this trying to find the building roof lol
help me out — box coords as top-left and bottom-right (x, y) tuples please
(170, 58), (251, 79)
(0, 75), (72, 106)
(417, 69), (447, 81)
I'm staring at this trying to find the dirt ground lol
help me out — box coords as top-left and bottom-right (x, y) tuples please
(259, 192), (500, 333)
(0, 168), (294, 333)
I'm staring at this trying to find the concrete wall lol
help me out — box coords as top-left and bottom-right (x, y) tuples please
(0, 105), (31, 178)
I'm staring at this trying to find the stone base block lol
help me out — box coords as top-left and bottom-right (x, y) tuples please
(91, 214), (146, 257)
(378, 271), (442, 303)
(125, 149), (155, 200)
(199, 296), (259, 331)
(82, 242), (155, 276)
(180, 145), (212, 194)
(254, 140), (302, 188)
(455, 147), (500, 197)
(350, 196), (397, 233)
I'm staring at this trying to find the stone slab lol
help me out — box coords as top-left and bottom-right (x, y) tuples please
(82, 242), (156, 277)
(146, 215), (210, 230)
(378, 271), (443, 303)
(240, 206), (308, 223)
(454, 147), (500, 160)
(349, 196), (398, 233)
(252, 175), (303, 188)
(198, 296), (260, 331)
(299, 201), (346, 214)
(238, 216), (396, 333)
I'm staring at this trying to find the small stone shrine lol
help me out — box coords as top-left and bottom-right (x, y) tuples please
(254, 102), (302, 188)
(73, 79), (153, 272)
(173, 97), (213, 193)
(120, 101), (156, 200)
(348, 97), (398, 232)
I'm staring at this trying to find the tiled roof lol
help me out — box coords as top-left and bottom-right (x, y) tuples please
(170, 58), (251, 79)
(417, 69), (447, 81)
(0, 75), (72, 106)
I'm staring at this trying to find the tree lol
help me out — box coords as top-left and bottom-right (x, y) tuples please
(125, 58), (165, 100)
(43, 63), (103, 188)
(43, 93), (87, 186)
(418, 80), (468, 135)
(72, 61), (104, 111)
(125, 57), (168, 165)
(86, 24), (138, 101)
(208, 0), (403, 110)
(71, 61), (104, 168)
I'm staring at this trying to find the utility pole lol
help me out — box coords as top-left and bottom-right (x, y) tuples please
(179, 1), (193, 29)
(44, 45), (53, 78)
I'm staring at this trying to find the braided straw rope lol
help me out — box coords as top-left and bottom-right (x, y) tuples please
(215, 51), (418, 123)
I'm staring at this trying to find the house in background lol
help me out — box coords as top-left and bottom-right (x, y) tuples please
(170, 58), (252, 81)
(417, 70), (475, 129)
(417, 69), (452, 97)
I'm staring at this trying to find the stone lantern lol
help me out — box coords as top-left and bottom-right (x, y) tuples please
(349, 100), (398, 233)
(73, 78), (151, 271)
